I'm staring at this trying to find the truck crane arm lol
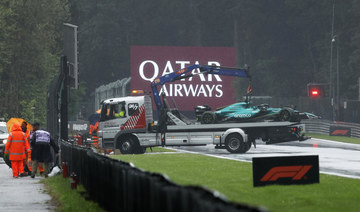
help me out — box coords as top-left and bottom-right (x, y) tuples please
(151, 64), (251, 112)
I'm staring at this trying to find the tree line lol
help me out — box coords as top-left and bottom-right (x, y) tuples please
(0, 0), (69, 124)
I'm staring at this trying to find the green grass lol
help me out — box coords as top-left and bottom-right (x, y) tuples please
(42, 175), (105, 212)
(308, 133), (360, 144)
(111, 153), (360, 212)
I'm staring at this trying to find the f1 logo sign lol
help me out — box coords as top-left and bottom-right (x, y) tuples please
(253, 156), (319, 187)
(329, 126), (351, 137)
(260, 165), (312, 182)
(331, 130), (348, 135)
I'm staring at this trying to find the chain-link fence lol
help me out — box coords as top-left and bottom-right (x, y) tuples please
(47, 56), (68, 140)
(94, 77), (131, 110)
(47, 75), (60, 140)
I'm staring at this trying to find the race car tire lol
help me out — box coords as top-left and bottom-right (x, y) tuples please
(225, 133), (247, 153)
(201, 111), (216, 124)
(278, 108), (294, 121)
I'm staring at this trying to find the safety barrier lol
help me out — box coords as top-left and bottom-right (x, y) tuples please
(303, 119), (360, 138)
(60, 141), (266, 212)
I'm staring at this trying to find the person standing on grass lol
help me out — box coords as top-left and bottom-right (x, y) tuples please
(30, 122), (59, 178)
(4, 123), (31, 178)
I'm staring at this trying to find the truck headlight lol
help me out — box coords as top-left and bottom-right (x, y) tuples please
(2, 139), (7, 144)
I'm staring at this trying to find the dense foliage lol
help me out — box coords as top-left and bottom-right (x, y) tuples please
(0, 0), (69, 124)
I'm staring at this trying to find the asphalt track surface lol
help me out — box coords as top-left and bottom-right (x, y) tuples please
(170, 138), (360, 179)
(0, 158), (54, 211)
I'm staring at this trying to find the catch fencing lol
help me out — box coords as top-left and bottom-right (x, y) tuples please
(303, 119), (360, 138)
(94, 78), (131, 111)
(61, 140), (266, 212)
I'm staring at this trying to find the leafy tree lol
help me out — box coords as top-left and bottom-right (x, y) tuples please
(0, 0), (70, 125)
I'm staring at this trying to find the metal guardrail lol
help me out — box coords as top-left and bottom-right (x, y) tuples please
(302, 119), (360, 138)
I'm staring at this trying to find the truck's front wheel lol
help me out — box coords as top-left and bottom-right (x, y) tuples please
(118, 135), (143, 154)
(225, 133), (247, 154)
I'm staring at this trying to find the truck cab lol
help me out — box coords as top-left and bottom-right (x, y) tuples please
(98, 96), (153, 150)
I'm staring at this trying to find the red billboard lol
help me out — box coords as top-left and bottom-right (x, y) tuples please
(130, 46), (237, 111)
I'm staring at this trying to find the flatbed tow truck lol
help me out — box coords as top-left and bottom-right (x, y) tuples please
(98, 65), (309, 154)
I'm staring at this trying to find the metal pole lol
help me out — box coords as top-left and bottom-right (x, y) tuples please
(336, 40), (339, 120)
(31, 106), (36, 123)
(63, 23), (78, 89)
(332, 36), (336, 121)
(358, 77), (360, 101)
(329, 0), (335, 121)
(74, 26), (78, 89)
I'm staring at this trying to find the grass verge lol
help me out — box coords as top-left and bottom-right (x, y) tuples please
(308, 133), (360, 144)
(42, 175), (105, 212)
(111, 153), (360, 212)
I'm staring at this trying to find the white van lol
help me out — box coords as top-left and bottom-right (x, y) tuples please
(0, 122), (9, 157)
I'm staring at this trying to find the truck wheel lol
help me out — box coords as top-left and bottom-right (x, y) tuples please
(278, 108), (293, 121)
(118, 136), (143, 154)
(225, 133), (246, 153)
(201, 111), (216, 124)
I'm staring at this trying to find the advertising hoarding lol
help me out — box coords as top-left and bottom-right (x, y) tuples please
(252, 155), (319, 187)
(130, 46), (238, 112)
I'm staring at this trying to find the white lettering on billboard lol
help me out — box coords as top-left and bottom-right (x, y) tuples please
(139, 60), (159, 82)
(162, 61), (174, 76)
(138, 60), (225, 98)
(215, 85), (223, 97)
(159, 84), (223, 98)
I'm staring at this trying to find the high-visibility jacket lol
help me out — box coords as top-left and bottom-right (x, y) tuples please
(89, 125), (94, 136)
(89, 122), (99, 148)
(5, 123), (31, 161)
(23, 130), (31, 160)
(90, 122), (99, 141)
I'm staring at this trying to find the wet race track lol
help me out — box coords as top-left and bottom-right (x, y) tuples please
(170, 138), (360, 179)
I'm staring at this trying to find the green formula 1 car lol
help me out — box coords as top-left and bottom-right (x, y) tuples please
(195, 102), (318, 124)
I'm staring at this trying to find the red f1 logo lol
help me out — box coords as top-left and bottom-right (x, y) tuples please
(331, 130), (349, 136)
(261, 165), (312, 182)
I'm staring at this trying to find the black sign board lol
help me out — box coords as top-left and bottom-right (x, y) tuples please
(329, 126), (351, 137)
(253, 155), (319, 187)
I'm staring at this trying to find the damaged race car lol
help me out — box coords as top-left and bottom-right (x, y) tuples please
(195, 102), (318, 124)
